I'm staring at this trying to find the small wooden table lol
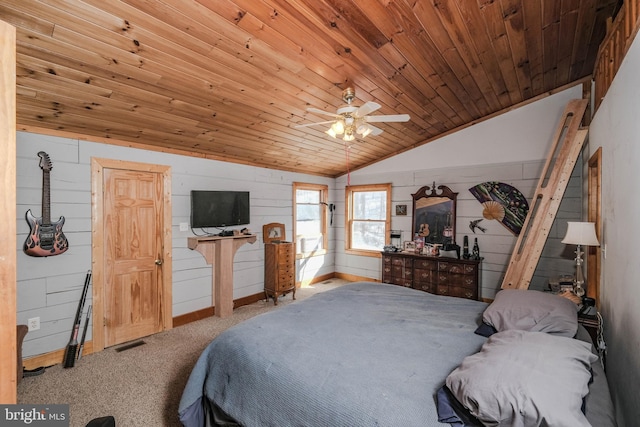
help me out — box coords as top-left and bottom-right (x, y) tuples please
(578, 313), (599, 346)
(188, 234), (257, 318)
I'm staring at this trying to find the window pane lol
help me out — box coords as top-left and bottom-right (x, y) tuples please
(296, 204), (320, 222)
(294, 185), (326, 254)
(351, 221), (386, 250)
(297, 218), (320, 235)
(346, 184), (390, 253)
(296, 189), (320, 204)
(296, 196), (321, 236)
(353, 191), (386, 220)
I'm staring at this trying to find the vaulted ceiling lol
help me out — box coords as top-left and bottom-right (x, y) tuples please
(3, 0), (620, 177)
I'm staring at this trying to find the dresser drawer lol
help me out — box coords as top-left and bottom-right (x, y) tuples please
(380, 252), (481, 301)
(392, 257), (412, 268)
(438, 273), (476, 289)
(413, 281), (433, 293)
(414, 259), (437, 270)
(414, 268), (433, 282)
(438, 261), (468, 274)
(436, 284), (475, 299)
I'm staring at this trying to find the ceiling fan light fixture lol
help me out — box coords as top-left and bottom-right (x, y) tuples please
(300, 87), (410, 141)
(344, 116), (355, 126)
(331, 120), (345, 135)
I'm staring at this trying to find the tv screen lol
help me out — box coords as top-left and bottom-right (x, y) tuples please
(190, 190), (250, 228)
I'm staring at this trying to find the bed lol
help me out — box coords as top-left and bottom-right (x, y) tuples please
(178, 282), (616, 426)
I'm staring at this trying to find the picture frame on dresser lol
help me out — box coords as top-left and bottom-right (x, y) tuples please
(263, 222), (285, 243)
(403, 241), (416, 252)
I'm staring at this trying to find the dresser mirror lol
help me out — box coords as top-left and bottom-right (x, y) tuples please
(412, 184), (458, 246)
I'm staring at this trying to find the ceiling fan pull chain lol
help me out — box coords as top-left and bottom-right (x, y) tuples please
(344, 141), (351, 186)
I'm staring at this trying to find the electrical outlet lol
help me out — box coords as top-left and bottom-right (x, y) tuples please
(179, 222), (189, 232)
(28, 317), (40, 331)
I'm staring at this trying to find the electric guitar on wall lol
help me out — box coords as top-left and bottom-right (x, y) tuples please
(24, 151), (69, 257)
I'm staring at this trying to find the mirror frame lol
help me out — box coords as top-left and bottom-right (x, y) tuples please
(412, 184), (458, 246)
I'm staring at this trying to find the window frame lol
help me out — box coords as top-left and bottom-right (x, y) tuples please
(293, 182), (328, 259)
(345, 183), (391, 257)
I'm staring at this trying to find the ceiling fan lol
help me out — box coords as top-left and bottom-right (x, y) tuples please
(295, 88), (410, 142)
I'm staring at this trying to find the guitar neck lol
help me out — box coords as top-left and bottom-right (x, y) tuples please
(42, 169), (51, 224)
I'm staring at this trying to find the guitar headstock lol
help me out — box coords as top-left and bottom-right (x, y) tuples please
(37, 151), (52, 172)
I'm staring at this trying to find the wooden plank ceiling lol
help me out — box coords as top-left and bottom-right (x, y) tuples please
(2, 0), (620, 177)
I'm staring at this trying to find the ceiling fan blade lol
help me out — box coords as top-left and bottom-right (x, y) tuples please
(306, 107), (340, 118)
(355, 101), (381, 117)
(294, 120), (335, 128)
(366, 114), (410, 123)
(368, 124), (384, 136)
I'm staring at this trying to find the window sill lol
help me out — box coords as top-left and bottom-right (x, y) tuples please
(345, 249), (383, 257)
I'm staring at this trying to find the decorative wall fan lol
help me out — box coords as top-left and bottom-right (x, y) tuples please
(468, 181), (529, 236)
(295, 88), (410, 141)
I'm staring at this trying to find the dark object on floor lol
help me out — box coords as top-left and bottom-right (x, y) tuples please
(23, 366), (46, 377)
(63, 270), (92, 368)
(85, 416), (115, 427)
(17, 325), (28, 383)
(115, 340), (145, 352)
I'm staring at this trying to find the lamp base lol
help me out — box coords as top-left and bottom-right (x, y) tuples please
(572, 244), (586, 298)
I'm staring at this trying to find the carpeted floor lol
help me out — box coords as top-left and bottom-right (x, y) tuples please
(17, 279), (350, 427)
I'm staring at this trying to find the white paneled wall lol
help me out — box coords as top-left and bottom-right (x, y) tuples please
(335, 86), (584, 300)
(334, 161), (581, 300)
(589, 33), (640, 426)
(16, 132), (334, 358)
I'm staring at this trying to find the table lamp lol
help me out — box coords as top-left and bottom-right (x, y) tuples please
(561, 222), (600, 297)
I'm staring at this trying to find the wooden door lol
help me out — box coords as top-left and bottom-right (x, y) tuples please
(0, 19), (17, 403)
(587, 148), (602, 307)
(103, 168), (163, 346)
(91, 158), (172, 353)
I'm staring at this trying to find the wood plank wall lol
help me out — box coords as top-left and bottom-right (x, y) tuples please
(334, 159), (582, 301)
(0, 19), (17, 404)
(15, 129), (335, 360)
(594, 0), (640, 112)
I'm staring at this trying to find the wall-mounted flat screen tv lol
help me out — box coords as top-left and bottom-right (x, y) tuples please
(190, 190), (250, 228)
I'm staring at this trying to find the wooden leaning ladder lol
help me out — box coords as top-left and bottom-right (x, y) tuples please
(501, 99), (589, 290)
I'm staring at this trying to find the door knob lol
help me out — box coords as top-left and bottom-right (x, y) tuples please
(155, 259), (163, 265)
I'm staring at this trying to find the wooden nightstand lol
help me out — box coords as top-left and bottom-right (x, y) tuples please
(578, 313), (599, 346)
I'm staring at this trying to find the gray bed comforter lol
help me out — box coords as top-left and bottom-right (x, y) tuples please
(179, 282), (489, 426)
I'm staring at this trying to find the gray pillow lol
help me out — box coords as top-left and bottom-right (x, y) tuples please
(483, 289), (578, 337)
(446, 330), (598, 426)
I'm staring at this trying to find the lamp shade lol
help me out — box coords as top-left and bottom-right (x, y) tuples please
(561, 222), (600, 246)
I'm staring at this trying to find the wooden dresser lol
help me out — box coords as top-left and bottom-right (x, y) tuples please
(264, 241), (295, 304)
(381, 251), (482, 300)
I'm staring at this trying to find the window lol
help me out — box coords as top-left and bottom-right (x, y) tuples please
(345, 184), (391, 256)
(293, 183), (328, 257)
